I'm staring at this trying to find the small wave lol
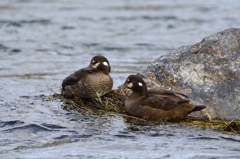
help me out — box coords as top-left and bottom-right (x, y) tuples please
(0, 44), (9, 51)
(101, 46), (129, 52)
(2, 124), (52, 133)
(19, 94), (48, 100)
(220, 136), (240, 143)
(94, 137), (114, 141)
(0, 19), (50, 27)
(149, 133), (175, 137)
(114, 135), (135, 139)
(0, 43), (20, 54)
(82, 43), (99, 48)
(41, 123), (67, 129)
(191, 137), (220, 140)
(0, 120), (24, 128)
(54, 134), (92, 140)
(61, 26), (75, 30)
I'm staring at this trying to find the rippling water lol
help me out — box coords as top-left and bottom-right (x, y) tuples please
(1, 0), (240, 158)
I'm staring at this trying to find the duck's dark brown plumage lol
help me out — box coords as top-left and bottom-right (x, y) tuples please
(62, 55), (113, 99)
(124, 75), (206, 122)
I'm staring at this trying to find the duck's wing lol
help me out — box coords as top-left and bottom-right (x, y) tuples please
(147, 88), (188, 99)
(141, 94), (189, 111)
(62, 67), (93, 91)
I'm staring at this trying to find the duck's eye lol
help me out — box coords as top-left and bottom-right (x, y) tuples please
(138, 82), (143, 86)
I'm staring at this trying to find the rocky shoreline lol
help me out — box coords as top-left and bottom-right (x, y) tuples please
(138, 28), (240, 120)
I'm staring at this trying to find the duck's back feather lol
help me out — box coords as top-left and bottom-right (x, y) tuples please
(141, 93), (189, 111)
(62, 67), (93, 91)
(147, 88), (188, 98)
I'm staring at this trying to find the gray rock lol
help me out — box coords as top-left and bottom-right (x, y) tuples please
(138, 28), (240, 120)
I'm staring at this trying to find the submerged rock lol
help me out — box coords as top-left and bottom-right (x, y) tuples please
(138, 28), (240, 120)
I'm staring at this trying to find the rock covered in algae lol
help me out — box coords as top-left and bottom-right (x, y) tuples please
(138, 28), (240, 120)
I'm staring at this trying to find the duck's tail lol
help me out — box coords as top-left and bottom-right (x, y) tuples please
(192, 105), (207, 112)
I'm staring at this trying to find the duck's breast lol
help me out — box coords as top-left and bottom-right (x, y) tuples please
(81, 72), (113, 98)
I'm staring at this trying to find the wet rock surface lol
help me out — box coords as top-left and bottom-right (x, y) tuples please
(139, 28), (240, 120)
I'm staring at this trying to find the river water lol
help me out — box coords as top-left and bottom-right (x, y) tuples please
(1, 0), (240, 158)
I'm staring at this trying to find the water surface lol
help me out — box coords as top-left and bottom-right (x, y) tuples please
(0, 0), (240, 158)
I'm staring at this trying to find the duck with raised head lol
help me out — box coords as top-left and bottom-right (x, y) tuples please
(62, 55), (113, 99)
(124, 75), (206, 122)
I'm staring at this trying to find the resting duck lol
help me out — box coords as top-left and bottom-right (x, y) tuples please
(62, 55), (113, 99)
(124, 75), (206, 122)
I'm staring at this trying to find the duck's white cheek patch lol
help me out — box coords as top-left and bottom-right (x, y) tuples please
(138, 82), (143, 86)
(103, 62), (108, 66)
(93, 62), (100, 68)
(126, 83), (133, 88)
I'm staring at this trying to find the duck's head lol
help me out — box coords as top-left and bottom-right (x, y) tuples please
(124, 75), (147, 96)
(90, 55), (111, 74)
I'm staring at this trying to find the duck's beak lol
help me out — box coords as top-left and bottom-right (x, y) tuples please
(84, 65), (95, 72)
(85, 65), (93, 70)
(118, 83), (127, 89)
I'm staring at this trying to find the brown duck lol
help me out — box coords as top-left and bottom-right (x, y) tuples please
(62, 55), (113, 99)
(124, 75), (206, 122)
